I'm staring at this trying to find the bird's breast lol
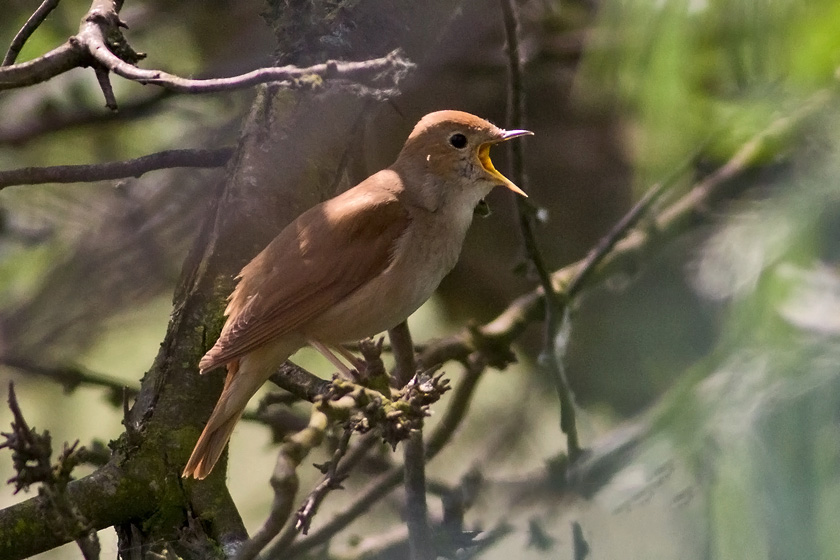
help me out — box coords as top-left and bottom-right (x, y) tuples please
(302, 205), (472, 343)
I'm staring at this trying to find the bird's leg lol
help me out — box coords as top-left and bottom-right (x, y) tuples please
(331, 344), (367, 372)
(309, 339), (357, 380)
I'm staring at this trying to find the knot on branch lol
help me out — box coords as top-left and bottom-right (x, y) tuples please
(84, 7), (145, 64)
(356, 337), (390, 393)
(318, 370), (450, 450)
(466, 322), (517, 370)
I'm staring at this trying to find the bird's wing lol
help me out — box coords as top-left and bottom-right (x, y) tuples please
(199, 175), (409, 373)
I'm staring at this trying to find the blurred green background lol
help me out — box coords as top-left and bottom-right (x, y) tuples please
(1, 0), (840, 558)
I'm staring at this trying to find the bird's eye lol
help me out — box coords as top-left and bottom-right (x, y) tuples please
(449, 133), (467, 149)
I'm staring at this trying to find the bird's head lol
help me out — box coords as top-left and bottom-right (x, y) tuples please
(394, 110), (532, 208)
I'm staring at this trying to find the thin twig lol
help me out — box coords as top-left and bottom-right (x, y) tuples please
(500, 0), (582, 460)
(2, 0), (62, 66)
(235, 409), (329, 560)
(0, 383), (100, 559)
(0, 356), (134, 406)
(565, 143), (708, 298)
(263, 432), (380, 550)
(0, 147), (233, 189)
(572, 521), (590, 560)
(295, 425), (353, 534)
(92, 64), (117, 110)
(0, 90), (171, 146)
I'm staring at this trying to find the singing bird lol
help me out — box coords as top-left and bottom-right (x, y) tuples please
(182, 110), (532, 479)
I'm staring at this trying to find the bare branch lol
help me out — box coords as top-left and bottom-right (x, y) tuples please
(0, 383), (101, 559)
(389, 322), (434, 560)
(92, 64), (117, 110)
(87, 43), (414, 95)
(500, 0), (581, 460)
(295, 425), (353, 534)
(234, 409), (327, 560)
(0, 0), (414, 106)
(0, 90), (171, 146)
(268, 362), (332, 402)
(0, 147), (233, 189)
(0, 41), (84, 89)
(0, 356), (134, 406)
(389, 320), (417, 388)
(404, 430), (433, 560)
(2, 0), (63, 66)
(565, 144), (707, 298)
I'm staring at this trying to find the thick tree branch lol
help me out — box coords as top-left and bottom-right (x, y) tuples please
(0, 41), (83, 89)
(2, 0), (62, 66)
(0, 461), (157, 560)
(0, 147), (233, 189)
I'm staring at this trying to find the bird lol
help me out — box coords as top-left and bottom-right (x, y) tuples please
(182, 110), (532, 479)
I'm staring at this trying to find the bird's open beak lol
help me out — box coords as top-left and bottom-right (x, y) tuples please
(478, 129), (533, 197)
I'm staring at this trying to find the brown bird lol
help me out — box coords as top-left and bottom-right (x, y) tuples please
(182, 110), (532, 479)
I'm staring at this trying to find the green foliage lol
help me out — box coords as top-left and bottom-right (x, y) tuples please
(578, 0), (840, 188)
(574, 2), (840, 559)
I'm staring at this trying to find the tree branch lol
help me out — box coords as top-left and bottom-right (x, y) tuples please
(2, 0), (63, 66)
(294, 426), (353, 536)
(0, 90), (171, 146)
(500, 0), (582, 459)
(0, 356), (132, 406)
(234, 408), (328, 560)
(0, 0), (414, 100)
(281, 357), (487, 558)
(389, 322), (434, 560)
(0, 0), (415, 115)
(0, 147), (233, 189)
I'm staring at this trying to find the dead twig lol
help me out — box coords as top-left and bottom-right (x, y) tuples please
(295, 425), (353, 535)
(2, 0), (62, 66)
(0, 147), (233, 189)
(0, 383), (100, 559)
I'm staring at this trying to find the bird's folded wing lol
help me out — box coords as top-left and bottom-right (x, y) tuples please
(200, 176), (409, 372)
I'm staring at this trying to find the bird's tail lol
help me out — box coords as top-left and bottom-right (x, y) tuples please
(183, 341), (300, 479)
(183, 360), (253, 479)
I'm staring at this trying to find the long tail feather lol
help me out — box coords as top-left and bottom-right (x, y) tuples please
(183, 360), (254, 479)
(182, 412), (242, 479)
